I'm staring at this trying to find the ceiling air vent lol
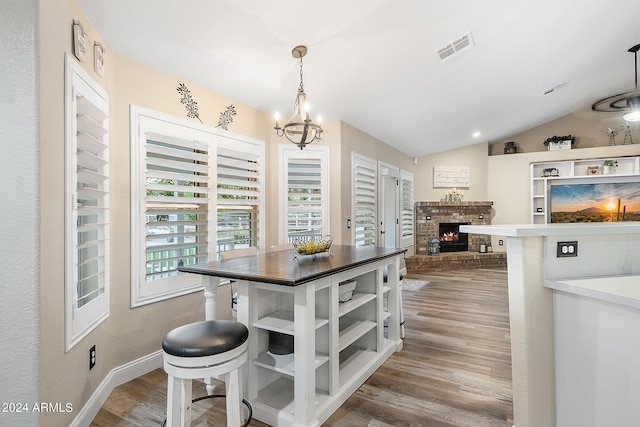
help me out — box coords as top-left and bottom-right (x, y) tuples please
(437, 33), (474, 62)
(543, 81), (568, 96)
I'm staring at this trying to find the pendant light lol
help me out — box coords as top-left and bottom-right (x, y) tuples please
(274, 45), (323, 149)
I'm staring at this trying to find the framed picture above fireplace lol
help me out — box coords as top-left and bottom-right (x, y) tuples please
(433, 166), (470, 188)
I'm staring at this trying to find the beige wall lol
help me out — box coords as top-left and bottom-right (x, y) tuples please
(39, 1), (106, 425)
(489, 106), (640, 155)
(338, 122), (416, 254)
(414, 142), (489, 203)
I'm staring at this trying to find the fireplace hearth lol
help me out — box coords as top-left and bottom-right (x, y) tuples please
(439, 222), (469, 252)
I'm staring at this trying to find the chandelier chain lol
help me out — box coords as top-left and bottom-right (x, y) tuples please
(298, 55), (305, 94)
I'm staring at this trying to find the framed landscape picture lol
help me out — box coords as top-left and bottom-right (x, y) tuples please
(549, 182), (640, 223)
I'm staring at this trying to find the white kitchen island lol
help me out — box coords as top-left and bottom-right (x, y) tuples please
(179, 245), (405, 426)
(460, 223), (640, 427)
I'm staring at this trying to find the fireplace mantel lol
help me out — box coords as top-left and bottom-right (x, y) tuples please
(418, 201), (494, 208)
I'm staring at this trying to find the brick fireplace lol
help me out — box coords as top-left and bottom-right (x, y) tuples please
(414, 201), (493, 254)
(407, 201), (506, 272)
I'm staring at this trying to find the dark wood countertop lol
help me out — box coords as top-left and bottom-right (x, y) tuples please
(178, 245), (406, 286)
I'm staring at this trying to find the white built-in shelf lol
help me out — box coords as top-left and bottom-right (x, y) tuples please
(338, 346), (378, 388)
(243, 256), (402, 426)
(253, 351), (330, 377)
(252, 377), (330, 419)
(253, 310), (329, 334)
(530, 156), (640, 224)
(338, 317), (376, 352)
(338, 292), (375, 317)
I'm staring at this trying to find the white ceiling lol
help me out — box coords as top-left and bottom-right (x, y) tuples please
(78, 0), (640, 157)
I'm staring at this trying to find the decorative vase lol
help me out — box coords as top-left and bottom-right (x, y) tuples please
(602, 166), (613, 175)
(504, 141), (516, 154)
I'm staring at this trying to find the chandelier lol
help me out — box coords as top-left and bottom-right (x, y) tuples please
(274, 45), (323, 149)
(592, 43), (640, 122)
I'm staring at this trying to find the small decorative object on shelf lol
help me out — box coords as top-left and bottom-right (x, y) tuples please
(293, 235), (333, 258)
(338, 280), (357, 303)
(504, 141), (517, 154)
(176, 83), (203, 124)
(428, 238), (440, 256)
(602, 160), (618, 175)
(542, 167), (559, 177)
(607, 128), (618, 145)
(441, 187), (464, 202)
(543, 135), (574, 151)
(622, 122), (634, 145)
(587, 166), (600, 175)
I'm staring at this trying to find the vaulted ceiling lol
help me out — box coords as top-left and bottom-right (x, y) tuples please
(78, 0), (640, 156)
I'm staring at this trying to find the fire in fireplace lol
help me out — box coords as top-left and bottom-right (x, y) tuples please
(439, 222), (469, 252)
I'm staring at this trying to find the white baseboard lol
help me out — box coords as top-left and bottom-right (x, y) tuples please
(70, 350), (163, 427)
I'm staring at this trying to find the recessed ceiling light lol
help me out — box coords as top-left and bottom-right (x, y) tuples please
(472, 131), (481, 138)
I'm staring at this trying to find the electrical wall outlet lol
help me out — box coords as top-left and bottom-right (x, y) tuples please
(499, 239), (504, 246)
(557, 241), (578, 257)
(89, 345), (96, 370)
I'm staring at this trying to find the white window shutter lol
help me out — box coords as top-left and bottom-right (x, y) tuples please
(144, 134), (211, 281)
(64, 54), (110, 351)
(216, 144), (263, 256)
(400, 169), (414, 248)
(279, 146), (330, 243)
(130, 107), (265, 306)
(352, 153), (377, 246)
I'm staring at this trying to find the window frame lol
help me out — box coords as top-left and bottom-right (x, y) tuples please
(214, 133), (265, 257)
(400, 169), (415, 248)
(278, 144), (330, 244)
(130, 106), (264, 307)
(64, 54), (110, 351)
(351, 152), (378, 246)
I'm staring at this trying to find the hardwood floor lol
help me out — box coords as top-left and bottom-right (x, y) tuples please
(91, 268), (512, 427)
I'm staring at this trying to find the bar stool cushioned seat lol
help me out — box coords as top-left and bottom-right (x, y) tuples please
(163, 320), (249, 358)
(162, 320), (249, 427)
